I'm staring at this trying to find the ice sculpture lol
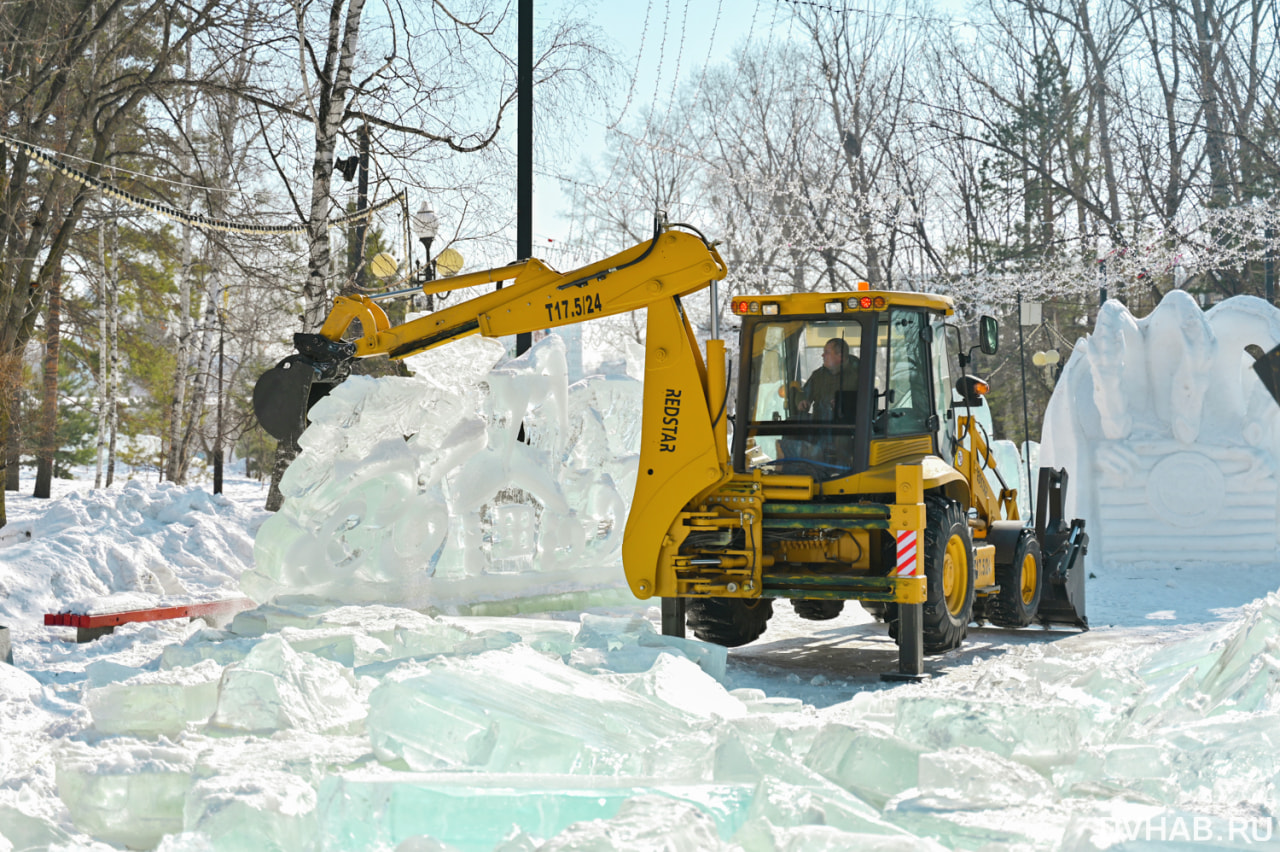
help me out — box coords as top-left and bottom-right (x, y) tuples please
(243, 335), (641, 611)
(1042, 293), (1280, 564)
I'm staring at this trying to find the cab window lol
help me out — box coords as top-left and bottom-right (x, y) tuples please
(743, 318), (865, 477)
(872, 309), (933, 436)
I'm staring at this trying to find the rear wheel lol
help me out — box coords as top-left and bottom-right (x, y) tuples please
(988, 534), (1042, 627)
(792, 599), (845, 621)
(686, 597), (774, 647)
(887, 497), (975, 653)
(921, 497), (975, 651)
(901, 491), (977, 649)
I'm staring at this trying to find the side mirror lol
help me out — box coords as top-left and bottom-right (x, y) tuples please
(979, 316), (999, 355)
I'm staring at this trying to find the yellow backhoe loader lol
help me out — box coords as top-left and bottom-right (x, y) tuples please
(254, 222), (1088, 678)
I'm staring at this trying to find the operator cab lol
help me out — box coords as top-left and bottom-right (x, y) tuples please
(731, 293), (956, 482)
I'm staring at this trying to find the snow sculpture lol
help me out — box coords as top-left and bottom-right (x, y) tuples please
(1042, 293), (1280, 565)
(242, 335), (641, 610)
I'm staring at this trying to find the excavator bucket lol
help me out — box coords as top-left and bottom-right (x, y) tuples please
(1034, 466), (1089, 629)
(252, 334), (355, 444)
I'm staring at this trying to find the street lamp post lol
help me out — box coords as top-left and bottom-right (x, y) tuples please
(413, 203), (439, 311)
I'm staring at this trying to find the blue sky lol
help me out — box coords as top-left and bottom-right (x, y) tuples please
(532, 0), (777, 245)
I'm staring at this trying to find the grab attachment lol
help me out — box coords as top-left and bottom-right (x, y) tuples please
(252, 334), (355, 443)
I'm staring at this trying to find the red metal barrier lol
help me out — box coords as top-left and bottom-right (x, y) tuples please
(45, 598), (256, 641)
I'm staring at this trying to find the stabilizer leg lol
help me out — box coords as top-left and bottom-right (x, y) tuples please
(883, 603), (927, 682)
(661, 598), (686, 638)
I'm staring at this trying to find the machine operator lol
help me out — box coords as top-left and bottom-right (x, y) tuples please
(798, 337), (859, 422)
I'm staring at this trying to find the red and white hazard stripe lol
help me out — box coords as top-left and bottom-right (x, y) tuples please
(895, 530), (919, 577)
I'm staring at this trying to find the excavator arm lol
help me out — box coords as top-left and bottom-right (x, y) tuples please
(253, 226), (728, 445)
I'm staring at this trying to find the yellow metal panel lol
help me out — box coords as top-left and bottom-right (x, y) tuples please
(889, 503), (926, 532)
(622, 299), (728, 598)
(895, 463), (924, 505)
(870, 436), (933, 467)
(895, 577), (927, 604)
(820, 454), (964, 500)
(974, 544), (996, 588)
(737, 291), (955, 315)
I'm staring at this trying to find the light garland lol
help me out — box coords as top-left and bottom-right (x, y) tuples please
(4, 137), (403, 235)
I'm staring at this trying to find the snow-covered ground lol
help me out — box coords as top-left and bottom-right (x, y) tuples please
(4, 473), (1279, 851)
(4, 296), (1280, 851)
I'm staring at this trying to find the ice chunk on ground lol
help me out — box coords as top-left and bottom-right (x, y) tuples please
(803, 724), (924, 809)
(208, 635), (365, 735)
(85, 659), (222, 737)
(366, 645), (699, 774)
(625, 653), (744, 720)
(893, 696), (1083, 770)
(316, 771), (755, 851)
(733, 776), (913, 844)
(536, 795), (728, 851)
(55, 741), (195, 849)
(570, 612), (727, 680)
(911, 746), (1056, 809)
(0, 802), (73, 851)
(181, 770), (318, 851)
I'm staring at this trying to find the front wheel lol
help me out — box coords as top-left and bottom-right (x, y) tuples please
(988, 533), (1042, 627)
(686, 597), (774, 647)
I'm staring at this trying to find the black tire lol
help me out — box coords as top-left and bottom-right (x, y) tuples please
(686, 597), (774, 647)
(792, 599), (845, 621)
(890, 496), (975, 653)
(921, 496), (975, 651)
(860, 601), (888, 622)
(987, 533), (1042, 627)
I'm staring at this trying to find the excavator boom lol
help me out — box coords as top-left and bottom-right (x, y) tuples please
(253, 227), (727, 444)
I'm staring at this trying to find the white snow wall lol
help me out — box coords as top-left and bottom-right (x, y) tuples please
(1041, 292), (1280, 566)
(242, 335), (643, 610)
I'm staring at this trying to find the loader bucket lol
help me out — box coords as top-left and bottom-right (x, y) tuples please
(1034, 467), (1089, 629)
(253, 355), (329, 444)
(1250, 343), (1280, 409)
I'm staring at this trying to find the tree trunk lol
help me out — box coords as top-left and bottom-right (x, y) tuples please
(6, 393), (19, 491)
(34, 269), (60, 498)
(166, 54), (197, 484)
(267, 0), (367, 512)
(178, 281), (218, 482)
(94, 222), (110, 489)
(166, 216), (194, 482)
(0, 399), (9, 527)
(105, 275), (119, 487)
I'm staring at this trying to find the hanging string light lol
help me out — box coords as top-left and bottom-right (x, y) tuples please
(3, 136), (403, 235)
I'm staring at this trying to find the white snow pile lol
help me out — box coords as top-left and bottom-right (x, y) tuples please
(0, 480), (262, 626)
(243, 335), (642, 613)
(1044, 292), (1280, 566)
